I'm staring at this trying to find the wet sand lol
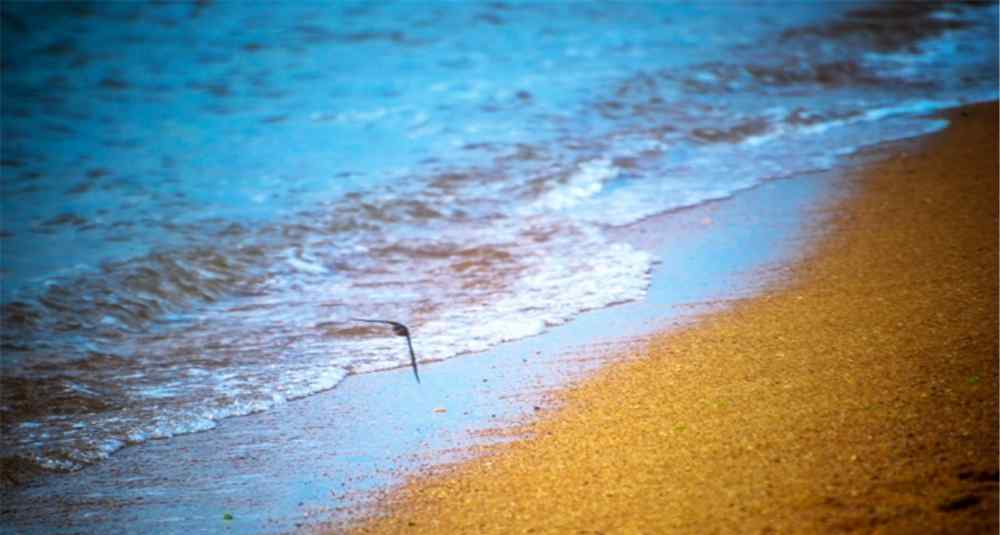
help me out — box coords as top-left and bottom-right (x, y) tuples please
(348, 104), (998, 534)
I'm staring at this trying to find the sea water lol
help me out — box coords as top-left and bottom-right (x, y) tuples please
(1, 1), (996, 481)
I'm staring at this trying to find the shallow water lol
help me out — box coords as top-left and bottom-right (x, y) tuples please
(1, 1), (997, 481)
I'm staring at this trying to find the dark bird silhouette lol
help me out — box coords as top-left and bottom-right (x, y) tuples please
(350, 318), (420, 383)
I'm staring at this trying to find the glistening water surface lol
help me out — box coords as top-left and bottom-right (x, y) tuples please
(1, 1), (996, 483)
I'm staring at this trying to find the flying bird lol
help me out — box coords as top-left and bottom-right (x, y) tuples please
(350, 318), (420, 383)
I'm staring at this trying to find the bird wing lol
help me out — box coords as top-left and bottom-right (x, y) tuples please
(350, 318), (407, 332)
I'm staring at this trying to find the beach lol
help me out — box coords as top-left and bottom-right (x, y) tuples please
(0, 118), (844, 535)
(347, 104), (998, 534)
(2, 4), (997, 533)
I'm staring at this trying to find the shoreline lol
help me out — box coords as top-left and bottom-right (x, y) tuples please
(347, 104), (998, 533)
(0, 108), (846, 533)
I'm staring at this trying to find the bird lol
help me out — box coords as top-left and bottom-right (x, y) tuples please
(350, 318), (420, 383)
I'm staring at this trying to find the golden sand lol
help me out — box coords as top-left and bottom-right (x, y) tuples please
(347, 103), (998, 534)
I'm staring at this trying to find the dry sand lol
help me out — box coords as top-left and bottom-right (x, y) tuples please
(346, 103), (998, 534)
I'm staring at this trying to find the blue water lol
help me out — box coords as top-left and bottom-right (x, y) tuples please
(1, 1), (996, 481)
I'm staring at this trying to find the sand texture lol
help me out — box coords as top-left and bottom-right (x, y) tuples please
(346, 103), (999, 534)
